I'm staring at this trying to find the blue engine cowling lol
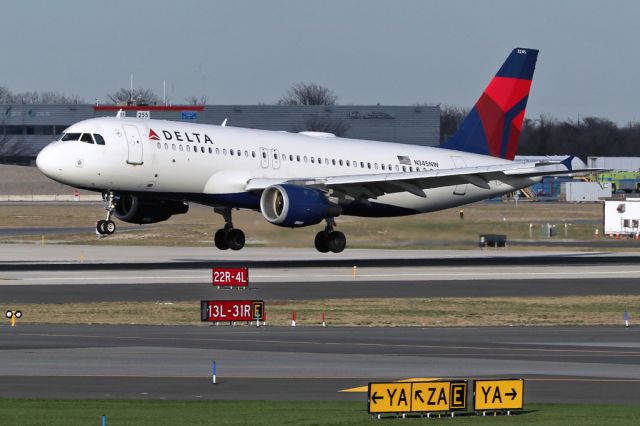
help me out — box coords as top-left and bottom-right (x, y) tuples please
(260, 184), (341, 228)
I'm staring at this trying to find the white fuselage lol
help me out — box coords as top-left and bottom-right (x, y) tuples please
(36, 117), (539, 216)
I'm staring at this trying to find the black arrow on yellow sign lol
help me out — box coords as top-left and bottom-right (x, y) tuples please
(371, 392), (383, 404)
(505, 388), (518, 400)
(414, 390), (424, 403)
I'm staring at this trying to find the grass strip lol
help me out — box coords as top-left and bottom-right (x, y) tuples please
(0, 400), (640, 426)
(9, 295), (640, 326)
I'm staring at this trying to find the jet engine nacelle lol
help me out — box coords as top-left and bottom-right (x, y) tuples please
(114, 194), (189, 224)
(260, 184), (341, 228)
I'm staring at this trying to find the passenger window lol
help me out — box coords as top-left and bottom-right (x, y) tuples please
(339, 159), (343, 166)
(410, 167), (413, 172)
(275, 153), (278, 160)
(289, 154), (294, 161)
(367, 163), (371, 169)
(201, 147), (205, 153)
(325, 158), (329, 165)
(93, 134), (106, 145)
(395, 165), (399, 171)
(311, 157), (315, 164)
(230, 149), (235, 155)
(61, 133), (81, 141)
(216, 148), (220, 154)
(164, 143), (169, 150)
(296, 155), (300, 162)
(246, 151), (250, 157)
(209, 147), (212, 154)
(381, 164), (385, 170)
(402, 166), (406, 172)
(304, 156), (308, 163)
(262, 151), (267, 159)
(237, 150), (241, 156)
(251, 151), (256, 157)
(157, 142), (161, 149)
(80, 133), (94, 144)
(332, 159), (336, 165)
(187, 145), (191, 152)
(360, 162), (364, 168)
(282, 154), (287, 160)
(179, 145), (183, 151)
(346, 160), (350, 167)
(375, 163), (378, 170)
(223, 149), (227, 155)
(172, 144), (176, 151)
(317, 157), (321, 164)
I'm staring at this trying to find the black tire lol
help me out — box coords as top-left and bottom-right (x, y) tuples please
(314, 231), (330, 253)
(104, 220), (116, 235)
(328, 231), (346, 253)
(214, 229), (229, 250)
(96, 220), (107, 235)
(227, 229), (246, 251)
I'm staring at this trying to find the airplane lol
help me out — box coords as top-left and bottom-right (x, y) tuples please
(36, 47), (588, 253)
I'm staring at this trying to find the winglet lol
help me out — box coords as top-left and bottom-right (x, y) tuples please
(221, 118), (227, 127)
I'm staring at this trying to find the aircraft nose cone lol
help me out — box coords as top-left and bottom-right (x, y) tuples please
(36, 144), (63, 177)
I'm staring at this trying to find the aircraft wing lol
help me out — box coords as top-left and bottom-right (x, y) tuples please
(246, 158), (596, 200)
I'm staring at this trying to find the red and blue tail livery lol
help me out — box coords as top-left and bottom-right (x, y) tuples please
(441, 48), (538, 160)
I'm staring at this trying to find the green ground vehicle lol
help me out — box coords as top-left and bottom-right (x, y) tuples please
(591, 171), (640, 193)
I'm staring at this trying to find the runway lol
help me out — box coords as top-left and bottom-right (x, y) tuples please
(3, 278), (640, 303)
(2, 243), (640, 404)
(1, 324), (639, 403)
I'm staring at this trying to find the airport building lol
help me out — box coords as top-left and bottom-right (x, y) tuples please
(0, 103), (440, 162)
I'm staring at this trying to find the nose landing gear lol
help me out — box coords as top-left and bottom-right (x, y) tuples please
(96, 191), (117, 236)
(213, 207), (246, 251)
(314, 218), (346, 253)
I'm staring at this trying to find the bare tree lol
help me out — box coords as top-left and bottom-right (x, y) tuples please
(0, 85), (83, 104)
(303, 114), (350, 136)
(438, 104), (470, 144)
(185, 95), (208, 105)
(278, 82), (337, 106)
(107, 88), (159, 105)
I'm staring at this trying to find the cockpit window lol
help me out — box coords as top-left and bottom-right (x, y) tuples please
(61, 133), (81, 141)
(94, 134), (106, 145)
(80, 133), (94, 144)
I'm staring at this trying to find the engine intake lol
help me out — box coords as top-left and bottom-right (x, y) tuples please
(260, 184), (341, 228)
(114, 194), (189, 224)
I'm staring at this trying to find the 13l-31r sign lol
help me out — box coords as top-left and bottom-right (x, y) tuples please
(201, 300), (265, 322)
(212, 267), (249, 287)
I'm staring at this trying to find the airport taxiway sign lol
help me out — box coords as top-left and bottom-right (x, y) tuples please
(474, 379), (524, 411)
(368, 381), (467, 414)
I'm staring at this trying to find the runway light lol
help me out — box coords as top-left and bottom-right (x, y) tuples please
(5, 310), (11, 319)
(15, 311), (22, 319)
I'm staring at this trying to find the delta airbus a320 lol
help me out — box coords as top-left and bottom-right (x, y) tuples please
(36, 48), (585, 253)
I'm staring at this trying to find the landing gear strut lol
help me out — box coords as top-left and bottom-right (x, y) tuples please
(96, 191), (117, 236)
(314, 218), (346, 253)
(213, 207), (245, 251)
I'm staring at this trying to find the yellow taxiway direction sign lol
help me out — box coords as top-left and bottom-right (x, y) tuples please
(474, 379), (524, 411)
(368, 381), (467, 414)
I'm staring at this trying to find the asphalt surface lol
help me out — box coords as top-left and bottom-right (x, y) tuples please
(1, 324), (639, 403)
(3, 278), (640, 303)
(3, 244), (640, 405)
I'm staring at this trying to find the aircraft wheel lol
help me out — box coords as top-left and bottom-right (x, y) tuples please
(328, 231), (346, 253)
(214, 229), (229, 250)
(104, 220), (116, 235)
(226, 229), (246, 251)
(314, 231), (330, 253)
(96, 220), (107, 235)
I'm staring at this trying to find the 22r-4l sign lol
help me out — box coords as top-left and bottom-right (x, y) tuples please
(212, 267), (249, 287)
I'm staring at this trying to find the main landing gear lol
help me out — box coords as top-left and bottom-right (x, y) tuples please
(96, 191), (117, 236)
(213, 207), (245, 251)
(314, 218), (346, 253)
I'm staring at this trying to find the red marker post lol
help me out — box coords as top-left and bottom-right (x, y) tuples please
(212, 267), (249, 289)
